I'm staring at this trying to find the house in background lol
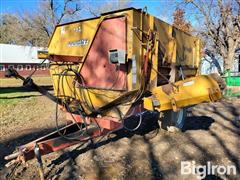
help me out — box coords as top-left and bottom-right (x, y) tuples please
(0, 44), (49, 78)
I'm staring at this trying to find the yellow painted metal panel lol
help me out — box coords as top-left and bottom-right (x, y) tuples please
(48, 18), (99, 57)
(144, 75), (222, 111)
(173, 28), (200, 67)
(37, 51), (48, 59)
(154, 18), (176, 64)
(49, 63), (132, 118)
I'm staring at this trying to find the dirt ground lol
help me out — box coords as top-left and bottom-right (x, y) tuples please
(0, 90), (240, 179)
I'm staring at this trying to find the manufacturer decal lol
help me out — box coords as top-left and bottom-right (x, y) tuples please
(68, 39), (89, 47)
(73, 26), (81, 33)
(183, 80), (194, 86)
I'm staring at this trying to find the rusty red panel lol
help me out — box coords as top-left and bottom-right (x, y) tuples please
(66, 113), (123, 130)
(49, 55), (83, 62)
(80, 17), (127, 90)
(16, 124), (112, 162)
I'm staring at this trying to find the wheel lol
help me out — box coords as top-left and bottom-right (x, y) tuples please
(159, 108), (187, 132)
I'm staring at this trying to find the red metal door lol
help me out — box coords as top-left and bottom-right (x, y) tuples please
(80, 17), (127, 90)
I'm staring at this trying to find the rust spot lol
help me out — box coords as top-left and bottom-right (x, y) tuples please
(162, 84), (174, 95)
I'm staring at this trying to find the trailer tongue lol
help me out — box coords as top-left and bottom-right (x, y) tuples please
(4, 7), (222, 179)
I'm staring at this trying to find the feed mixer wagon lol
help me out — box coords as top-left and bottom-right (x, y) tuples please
(5, 7), (222, 176)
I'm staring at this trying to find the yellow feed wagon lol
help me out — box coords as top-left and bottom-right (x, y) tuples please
(5, 8), (222, 176)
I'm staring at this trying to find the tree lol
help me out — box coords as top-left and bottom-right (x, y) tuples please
(173, 8), (192, 33)
(0, 0), (82, 46)
(0, 14), (23, 44)
(0, 0), (132, 47)
(183, 0), (240, 72)
(204, 49), (223, 74)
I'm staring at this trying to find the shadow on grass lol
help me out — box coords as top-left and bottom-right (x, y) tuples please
(0, 86), (53, 94)
(0, 95), (42, 99)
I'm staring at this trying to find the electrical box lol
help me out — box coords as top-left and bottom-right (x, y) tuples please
(108, 49), (126, 64)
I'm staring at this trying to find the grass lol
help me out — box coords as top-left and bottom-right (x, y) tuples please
(0, 92), (40, 105)
(0, 88), (40, 106)
(1, 98), (23, 105)
(0, 76), (52, 105)
(0, 76), (52, 87)
(0, 75), (58, 143)
(0, 89), (40, 97)
(0, 95), (38, 127)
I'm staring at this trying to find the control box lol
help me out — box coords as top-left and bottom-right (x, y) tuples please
(108, 49), (126, 64)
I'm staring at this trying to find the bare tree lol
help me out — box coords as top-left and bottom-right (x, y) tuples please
(0, 0), (132, 46)
(86, 0), (132, 17)
(37, 0), (82, 37)
(0, 0), (82, 46)
(0, 14), (22, 44)
(183, 0), (240, 72)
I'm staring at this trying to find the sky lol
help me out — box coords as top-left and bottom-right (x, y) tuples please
(0, 0), (178, 24)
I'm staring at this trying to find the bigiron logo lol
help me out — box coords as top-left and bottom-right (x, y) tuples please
(181, 161), (237, 179)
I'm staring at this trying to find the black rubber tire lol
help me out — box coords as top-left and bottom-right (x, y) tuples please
(159, 108), (187, 132)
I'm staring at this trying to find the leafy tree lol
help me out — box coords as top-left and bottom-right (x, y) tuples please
(173, 8), (192, 33)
